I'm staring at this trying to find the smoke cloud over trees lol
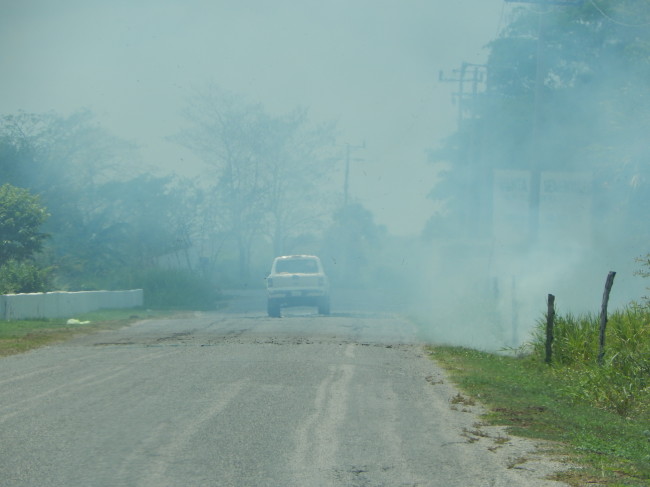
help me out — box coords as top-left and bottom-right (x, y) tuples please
(1, 1), (649, 344)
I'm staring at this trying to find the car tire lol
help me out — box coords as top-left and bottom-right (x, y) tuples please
(267, 299), (281, 318)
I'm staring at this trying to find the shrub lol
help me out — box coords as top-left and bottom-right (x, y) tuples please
(126, 268), (219, 310)
(530, 306), (650, 417)
(531, 312), (600, 366)
(0, 260), (52, 294)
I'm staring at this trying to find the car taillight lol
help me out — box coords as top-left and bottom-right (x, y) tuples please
(267, 278), (273, 287)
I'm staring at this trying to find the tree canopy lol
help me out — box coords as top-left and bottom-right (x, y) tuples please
(175, 86), (338, 280)
(427, 0), (650, 243)
(0, 101), (345, 291)
(0, 184), (51, 294)
(0, 183), (49, 263)
(0, 110), (196, 290)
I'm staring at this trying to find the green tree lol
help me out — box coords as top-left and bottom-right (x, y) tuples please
(0, 184), (49, 263)
(320, 202), (386, 286)
(0, 110), (181, 289)
(0, 260), (52, 294)
(175, 86), (337, 282)
(484, 0), (650, 169)
(0, 184), (51, 293)
(428, 0), (650, 241)
(261, 108), (338, 257)
(176, 90), (270, 281)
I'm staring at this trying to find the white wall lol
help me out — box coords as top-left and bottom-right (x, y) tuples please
(0, 290), (143, 320)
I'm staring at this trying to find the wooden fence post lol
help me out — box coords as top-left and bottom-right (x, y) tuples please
(597, 271), (616, 366)
(545, 293), (555, 364)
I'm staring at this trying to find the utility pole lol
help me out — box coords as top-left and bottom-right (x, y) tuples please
(439, 62), (487, 236)
(343, 142), (365, 207)
(439, 63), (486, 127)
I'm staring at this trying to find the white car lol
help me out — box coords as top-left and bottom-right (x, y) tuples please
(265, 255), (330, 317)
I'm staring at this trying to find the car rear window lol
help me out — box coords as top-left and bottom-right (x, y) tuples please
(275, 259), (319, 274)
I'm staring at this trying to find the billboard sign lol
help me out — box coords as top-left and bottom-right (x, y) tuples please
(493, 170), (531, 245)
(539, 172), (592, 244)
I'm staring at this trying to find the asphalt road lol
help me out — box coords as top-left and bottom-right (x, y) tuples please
(0, 291), (568, 486)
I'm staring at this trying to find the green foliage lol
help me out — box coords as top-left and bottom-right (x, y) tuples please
(530, 306), (650, 417)
(431, 346), (650, 485)
(58, 265), (220, 310)
(0, 259), (52, 294)
(430, 1), (650, 240)
(320, 202), (387, 287)
(0, 184), (51, 293)
(1, 103), (340, 291)
(634, 253), (650, 306)
(1, 111), (202, 290)
(0, 183), (49, 262)
(0, 310), (175, 357)
(50, 175), (195, 288)
(124, 268), (219, 310)
(531, 312), (600, 365)
(176, 86), (338, 280)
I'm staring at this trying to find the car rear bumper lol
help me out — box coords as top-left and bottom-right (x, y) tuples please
(267, 289), (328, 307)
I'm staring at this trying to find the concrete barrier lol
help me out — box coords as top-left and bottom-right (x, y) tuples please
(0, 289), (143, 321)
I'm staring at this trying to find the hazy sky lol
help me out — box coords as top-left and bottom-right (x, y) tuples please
(1, 0), (509, 235)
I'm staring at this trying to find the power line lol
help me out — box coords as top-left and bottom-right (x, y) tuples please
(439, 63), (487, 126)
(589, 0), (650, 27)
(504, 0), (576, 16)
(504, 0), (583, 4)
(506, 0), (650, 27)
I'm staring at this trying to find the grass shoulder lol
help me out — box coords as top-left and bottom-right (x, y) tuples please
(0, 308), (181, 357)
(429, 346), (650, 486)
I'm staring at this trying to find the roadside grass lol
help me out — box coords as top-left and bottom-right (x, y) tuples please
(429, 346), (650, 486)
(0, 308), (176, 357)
(530, 306), (650, 418)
